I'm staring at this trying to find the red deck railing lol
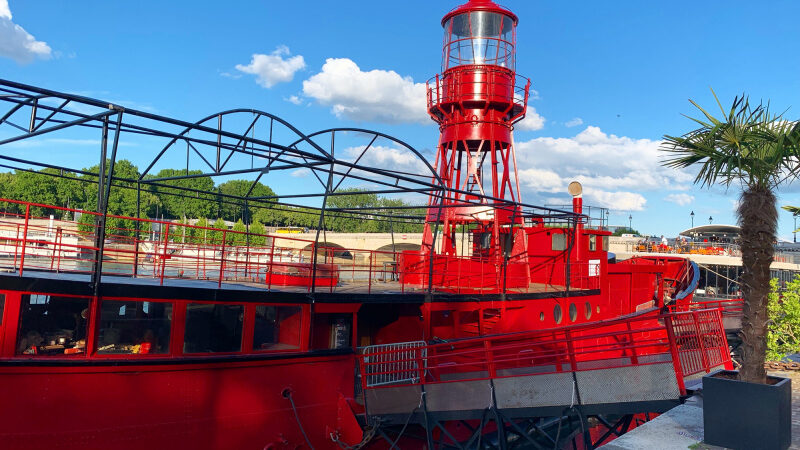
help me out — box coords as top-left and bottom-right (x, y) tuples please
(0, 198), (596, 295)
(358, 308), (731, 398)
(669, 298), (744, 318)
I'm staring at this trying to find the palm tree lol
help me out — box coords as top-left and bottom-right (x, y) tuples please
(662, 90), (800, 384)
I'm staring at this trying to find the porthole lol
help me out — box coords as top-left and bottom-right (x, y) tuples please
(596, 306), (600, 314)
(585, 302), (592, 320)
(539, 312), (545, 321)
(569, 303), (577, 322)
(554, 305), (563, 324)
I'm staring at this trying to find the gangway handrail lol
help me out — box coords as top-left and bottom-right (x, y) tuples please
(357, 308), (731, 398)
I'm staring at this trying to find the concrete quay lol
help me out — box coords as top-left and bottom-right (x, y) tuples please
(600, 370), (800, 450)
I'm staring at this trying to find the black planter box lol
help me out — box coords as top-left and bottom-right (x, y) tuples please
(703, 369), (791, 450)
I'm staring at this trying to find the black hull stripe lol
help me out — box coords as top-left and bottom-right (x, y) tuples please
(0, 271), (600, 304)
(0, 347), (353, 367)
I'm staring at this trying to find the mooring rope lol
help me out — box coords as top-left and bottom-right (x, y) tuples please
(285, 390), (315, 450)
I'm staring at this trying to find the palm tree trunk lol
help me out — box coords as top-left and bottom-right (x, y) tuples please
(737, 186), (776, 384)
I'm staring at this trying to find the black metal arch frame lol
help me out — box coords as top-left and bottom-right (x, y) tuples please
(0, 78), (585, 292)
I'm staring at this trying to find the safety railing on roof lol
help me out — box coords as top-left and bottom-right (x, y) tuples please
(426, 67), (530, 123)
(358, 308), (731, 398)
(627, 241), (742, 257)
(0, 198), (597, 295)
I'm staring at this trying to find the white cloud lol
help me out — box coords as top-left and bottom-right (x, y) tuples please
(514, 126), (694, 211)
(0, 0), (52, 64)
(515, 106), (545, 131)
(290, 168), (310, 177)
(219, 71), (241, 80)
(285, 95), (303, 105)
(565, 117), (583, 128)
(342, 145), (430, 174)
(664, 193), (694, 206)
(235, 46), (306, 88)
(302, 58), (428, 124)
(590, 191), (647, 211)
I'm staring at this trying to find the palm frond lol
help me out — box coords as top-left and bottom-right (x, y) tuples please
(661, 89), (800, 190)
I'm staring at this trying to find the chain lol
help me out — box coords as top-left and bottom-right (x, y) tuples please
(765, 361), (800, 371)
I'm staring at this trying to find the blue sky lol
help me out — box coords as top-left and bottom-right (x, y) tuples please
(2, 0), (800, 239)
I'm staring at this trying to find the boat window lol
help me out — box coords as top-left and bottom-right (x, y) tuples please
(97, 300), (172, 355)
(602, 236), (609, 252)
(552, 233), (566, 251)
(569, 303), (578, 322)
(183, 303), (243, 353)
(0, 293), (5, 325)
(311, 313), (352, 350)
(17, 294), (89, 356)
(589, 235), (597, 251)
(252, 305), (302, 351)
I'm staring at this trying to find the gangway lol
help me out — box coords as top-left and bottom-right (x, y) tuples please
(358, 308), (731, 448)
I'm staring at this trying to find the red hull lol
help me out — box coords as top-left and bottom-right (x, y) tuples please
(0, 355), (353, 450)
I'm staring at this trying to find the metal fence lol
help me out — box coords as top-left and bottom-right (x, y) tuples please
(361, 341), (427, 387)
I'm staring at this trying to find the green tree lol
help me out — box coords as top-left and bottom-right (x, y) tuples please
(662, 91), (800, 383)
(80, 159), (160, 237)
(191, 217), (210, 244)
(169, 218), (191, 243)
(8, 169), (60, 216)
(612, 228), (640, 237)
(230, 219), (247, 246)
(217, 179), (276, 223)
(249, 220), (267, 246)
(77, 211), (97, 238)
(149, 169), (215, 219)
(209, 218), (227, 247)
(767, 278), (800, 361)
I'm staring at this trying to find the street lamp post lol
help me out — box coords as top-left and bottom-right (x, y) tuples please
(605, 210), (609, 230)
(628, 214), (632, 232)
(690, 210), (694, 228)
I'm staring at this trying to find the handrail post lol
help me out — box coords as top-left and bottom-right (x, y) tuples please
(55, 227), (62, 272)
(692, 312), (710, 373)
(485, 340), (496, 379)
(309, 242), (315, 293)
(416, 346), (426, 385)
(626, 321), (639, 365)
(13, 223), (19, 271)
(160, 223), (170, 286)
(713, 309), (728, 365)
(267, 237), (275, 290)
(664, 314), (687, 395)
(18, 204), (30, 277)
(565, 329), (578, 372)
(218, 229), (227, 288)
(50, 226), (61, 271)
(368, 251), (373, 294)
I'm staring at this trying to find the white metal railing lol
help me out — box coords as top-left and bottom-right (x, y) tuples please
(361, 341), (427, 387)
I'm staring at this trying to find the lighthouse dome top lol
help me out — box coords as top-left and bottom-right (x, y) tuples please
(442, 0), (518, 26)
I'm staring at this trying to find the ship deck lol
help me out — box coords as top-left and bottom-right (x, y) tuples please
(0, 266), (600, 303)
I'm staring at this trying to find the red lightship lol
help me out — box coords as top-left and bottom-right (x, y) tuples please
(0, 1), (730, 449)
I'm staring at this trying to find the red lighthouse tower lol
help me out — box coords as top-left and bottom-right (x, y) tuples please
(423, 0), (531, 263)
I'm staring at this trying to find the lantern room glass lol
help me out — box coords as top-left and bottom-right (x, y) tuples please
(443, 11), (515, 71)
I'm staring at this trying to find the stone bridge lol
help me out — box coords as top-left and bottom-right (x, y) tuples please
(268, 232), (472, 257)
